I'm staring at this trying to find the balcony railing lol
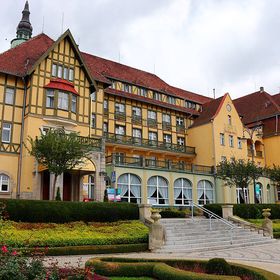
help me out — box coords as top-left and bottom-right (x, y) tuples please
(147, 118), (157, 128)
(132, 115), (142, 125)
(106, 154), (214, 174)
(162, 122), (172, 130)
(176, 125), (185, 134)
(104, 133), (196, 155)
(115, 112), (126, 121)
(76, 135), (102, 151)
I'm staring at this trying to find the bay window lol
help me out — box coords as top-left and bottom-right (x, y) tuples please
(58, 91), (69, 110)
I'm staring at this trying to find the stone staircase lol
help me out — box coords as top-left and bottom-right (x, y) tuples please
(154, 218), (275, 253)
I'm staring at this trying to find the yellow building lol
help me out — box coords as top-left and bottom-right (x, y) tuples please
(0, 2), (279, 205)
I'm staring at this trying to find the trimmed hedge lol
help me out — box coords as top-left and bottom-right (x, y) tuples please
(18, 243), (148, 256)
(86, 258), (280, 280)
(204, 204), (280, 219)
(0, 199), (139, 223)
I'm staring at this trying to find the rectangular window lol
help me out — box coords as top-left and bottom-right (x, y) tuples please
(58, 91), (69, 110)
(168, 96), (176, 105)
(132, 106), (141, 117)
(133, 128), (142, 138)
(104, 100), (108, 110)
(58, 65), (63, 78)
(228, 115), (232, 125)
(63, 67), (69, 80)
(2, 123), (11, 143)
(162, 114), (171, 124)
(176, 117), (184, 126)
(51, 64), (57, 76)
(163, 134), (172, 143)
(115, 103), (125, 113)
(91, 91), (96, 101)
(5, 88), (15, 105)
(91, 113), (96, 128)
(111, 81), (116, 89)
(115, 125), (125, 135)
(148, 110), (156, 120)
(103, 122), (108, 132)
(153, 92), (162, 101)
(71, 95), (77, 113)
(0, 174), (9, 192)
(69, 68), (74, 81)
(220, 133), (225, 146)
(46, 89), (54, 108)
(123, 84), (132, 93)
(148, 131), (157, 141)
(115, 152), (125, 164)
(139, 88), (147, 97)
(229, 135), (234, 147)
(238, 137), (242, 149)
(177, 137), (185, 146)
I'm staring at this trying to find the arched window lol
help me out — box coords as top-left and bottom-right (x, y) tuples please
(197, 180), (214, 205)
(0, 174), (9, 192)
(255, 182), (263, 204)
(147, 176), (168, 205)
(117, 173), (141, 203)
(174, 178), (192, 205)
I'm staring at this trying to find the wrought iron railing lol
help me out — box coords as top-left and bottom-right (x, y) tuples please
(76, 135), (102, 151)
(106, 154), (214, 174)
(104, 133), (196, 154)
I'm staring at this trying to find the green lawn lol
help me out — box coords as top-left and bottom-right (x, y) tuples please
(110, 278), (154, 280)
(0, 220), (148, 248)
(247, 219), (280, 238)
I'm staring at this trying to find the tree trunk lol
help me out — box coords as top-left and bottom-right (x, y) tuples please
(52, 174), (58, 200)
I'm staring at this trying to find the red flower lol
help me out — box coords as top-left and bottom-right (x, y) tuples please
(11, 250), (17, 256)
(1, 245), (8, 253)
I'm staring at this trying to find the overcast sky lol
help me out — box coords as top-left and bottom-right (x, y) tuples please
(1, 0), (280, 99)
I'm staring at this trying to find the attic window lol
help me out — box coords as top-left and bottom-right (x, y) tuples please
(52, 63), (74, 82)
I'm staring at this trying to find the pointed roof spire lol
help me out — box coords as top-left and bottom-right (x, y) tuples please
(11, 1), (33, 48)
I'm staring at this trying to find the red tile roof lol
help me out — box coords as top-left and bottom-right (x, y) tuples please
(190, 94), (227, 128)
(44, 78), (78, 95)
(233, 90), (280, 125)
(0, 32), (211, 106)
(105, 88), (200, 116)
(273, 93), (280, 106)
(0, 33), (54, 77)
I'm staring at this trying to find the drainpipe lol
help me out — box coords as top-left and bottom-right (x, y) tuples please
(16, 60), (29, 199)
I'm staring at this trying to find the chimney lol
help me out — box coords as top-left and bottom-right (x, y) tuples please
(260, 86), (264, 92)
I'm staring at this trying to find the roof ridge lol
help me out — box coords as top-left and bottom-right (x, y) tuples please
(263, 91), (280, 112)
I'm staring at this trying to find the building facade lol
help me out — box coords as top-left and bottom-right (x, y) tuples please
(0, 2), (279, 205)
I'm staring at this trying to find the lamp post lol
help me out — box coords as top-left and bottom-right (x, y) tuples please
(242, 126), (263, 204)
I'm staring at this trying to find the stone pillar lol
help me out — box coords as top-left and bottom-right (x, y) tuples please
(222, 204), (233, 219)
(149, 209), (165, 251)
(139, 204), (152, 223)
(262, 208), (273, 238)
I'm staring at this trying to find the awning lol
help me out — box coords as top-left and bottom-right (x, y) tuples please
(44, 78), (78, 95)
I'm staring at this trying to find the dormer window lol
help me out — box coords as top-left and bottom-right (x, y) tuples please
(122, 84), (132, 93)
(153, 92), (162, 101)
(168, 96), (176, 105)
(139, 88), (147, 97)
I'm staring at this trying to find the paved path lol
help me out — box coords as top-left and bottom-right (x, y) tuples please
(44, 240), (280, 276)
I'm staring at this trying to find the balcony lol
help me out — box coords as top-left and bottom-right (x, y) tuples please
(115, 112), (126, 121)
(162, 121), (172, 130)
(176, 125), (185, 134)
(104, 133), (196, 155)
(147, 118), (157, 128)
(106, 154), (214, 175)
(132, 115), (142, 125)
(76, 135), (103, 151)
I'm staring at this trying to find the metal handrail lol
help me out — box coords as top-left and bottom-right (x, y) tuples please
(191, 201), (237, 244)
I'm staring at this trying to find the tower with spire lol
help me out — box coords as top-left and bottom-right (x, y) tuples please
(11, 1), (33, 48)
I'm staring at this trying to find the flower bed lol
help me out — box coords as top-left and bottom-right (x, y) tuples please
(1, 220), (149, 248)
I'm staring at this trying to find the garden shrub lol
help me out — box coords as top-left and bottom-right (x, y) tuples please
(205, 258), (232, 275)
(159, 208), (188, 218)
(0, 199), (139, 223)
(204, 204), (280, 219)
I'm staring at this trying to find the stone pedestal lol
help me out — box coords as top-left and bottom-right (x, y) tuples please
(139, 204), (152, 223)
(262, 208), (273, 238)
(148, 209), (165, 250)
(222, 205), (233, 219)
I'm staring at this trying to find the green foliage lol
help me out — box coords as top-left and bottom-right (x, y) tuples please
(159, 208), (188, 218)
(86, 257), (280, 280)
(266, 165), (280, 187)
(0, 199), (139, 223)
(55, 187), (62, 201)
(204, 204), (280, 219)
(205, 258), (232, 275)
(1, 220), (148, 248)
(217, 159), (263, 190)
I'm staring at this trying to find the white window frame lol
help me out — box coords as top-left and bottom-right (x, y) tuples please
(115, 103), (125, 113)
(1, 123), (12, 143)
(176, 117), (184, 126)
(71, 95), (77, 113)
(58, 65), (63, 78)
(63, 67), (69, 80)
(147, 176), (169, 205)
(162, 114), (171, 124)
(91, 91), (96, 101)
(58, 91), (69, 110)
(220, 133), (225, 146)
(133, 128), (142, 139)
(174, 178), (192, 206)
(197, 180), (214, 205)
(5, 88), (15, 105)
(229, 135), (234, 147)
(148, 110), (156, 120)
(117, 173), (141, 203)
(148, 131), (157, 141)
(104, 100), (108, 110)
(46, 89), (55, 108)
(51, 63), (57, 77)
(0, 174), (9, 192)
(163, 134), (171, 143)
(132, 107), (141, 117)
(177, 137), (185, 146)
(115, 125), (125, 135)
(236, 187), (249, 204)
